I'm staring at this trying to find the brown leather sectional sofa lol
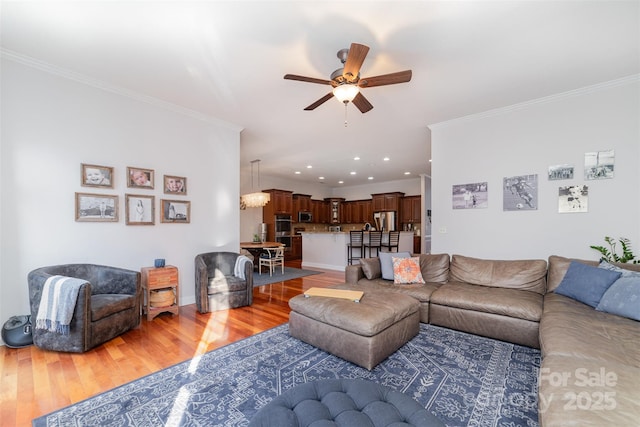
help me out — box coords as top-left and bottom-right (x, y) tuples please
(344, 253), (640, 426)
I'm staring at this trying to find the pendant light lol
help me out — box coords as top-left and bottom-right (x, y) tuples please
(241, 159), (270, 208)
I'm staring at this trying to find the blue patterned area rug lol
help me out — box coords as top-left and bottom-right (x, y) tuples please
(33, 324), (540, 427)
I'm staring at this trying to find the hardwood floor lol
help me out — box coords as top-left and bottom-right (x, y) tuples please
(0, 262), (345, 426)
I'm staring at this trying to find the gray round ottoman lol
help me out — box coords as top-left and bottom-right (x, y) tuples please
(249, 379), (445, 427)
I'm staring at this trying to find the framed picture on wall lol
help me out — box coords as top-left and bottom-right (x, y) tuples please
(163, 175), (187, 195)
(81, 163), (114, 188)
(127, 167), (154, 189)
(503, 174), (538, 211)
(585, 150), (614, 180)
(125, 194), (155, 225)
(558, 185), (588, 213)
(75, 192), (118, 222)
(547, 164), (574, 181)
(452, 182), (488, 209)
(161, 199), (190, 223)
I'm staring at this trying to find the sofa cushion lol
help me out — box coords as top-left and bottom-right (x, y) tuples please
(449, 254), (547, 294)
(430, 282), (543, 322)
(208, 275), (247, 294)
(379, 251), (410, 280)
(393, 257), (425, 284)
(359, 257), (382, 280)
(554, 261), (620, 307)
(595, 262), (640, 321)
(540, 293), (640, 367)
(91, 294), (137, 322)
(418, 253), (450, 283)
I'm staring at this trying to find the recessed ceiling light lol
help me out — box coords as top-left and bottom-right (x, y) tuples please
(319, 176), (324, 180)
(338, 180), (344, 184)
(307, 165), (313, 169)
(368, 176), (374, 180)
(429, 159), (432, 162)
(383, 157), (390, 161)
(350, 171), (356, 175)
(294, 171), (301, 174)
(404, 171), (411, 175)
(354, 156), (360, 161)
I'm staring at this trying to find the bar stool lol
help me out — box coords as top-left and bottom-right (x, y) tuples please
(381, 231), (400, 252)
(347, 231), (364, 265)
(364, 231), (382, 258)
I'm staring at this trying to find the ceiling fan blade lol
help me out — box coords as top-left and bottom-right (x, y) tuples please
(352, 92), (373, 113)
(342, 43), (369, 83)
(304, 93), (334, 111)
(284, 74), (333, 85)
(358, 70), (412, 88)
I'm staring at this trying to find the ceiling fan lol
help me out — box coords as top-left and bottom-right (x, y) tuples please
(284, 43), (412, 114)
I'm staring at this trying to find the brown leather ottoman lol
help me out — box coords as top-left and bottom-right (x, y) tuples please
(288, 285), (420, 370)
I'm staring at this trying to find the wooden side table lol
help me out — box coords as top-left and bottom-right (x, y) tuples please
(141, 266), (179, 321)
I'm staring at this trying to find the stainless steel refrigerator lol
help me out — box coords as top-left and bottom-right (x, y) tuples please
(373, 211), (396, 232)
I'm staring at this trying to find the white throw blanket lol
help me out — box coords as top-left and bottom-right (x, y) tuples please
(234, 255), (252, 280)
(35, 275), (86, 335)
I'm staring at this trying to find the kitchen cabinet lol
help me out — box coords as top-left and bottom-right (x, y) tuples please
(290, 235), (302, 260)
(371, 192), (405, 212)
(325, 198), (345, 224)
(311, 199), (328, 223)
(263, 189), (293, 215)
(293, 194), (312, 217)
(402, 195), (422, 223)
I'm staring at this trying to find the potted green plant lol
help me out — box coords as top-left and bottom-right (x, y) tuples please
(590, 236), (639, 264)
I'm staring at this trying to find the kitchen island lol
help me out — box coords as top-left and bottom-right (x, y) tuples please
(300, 231), (415, 271)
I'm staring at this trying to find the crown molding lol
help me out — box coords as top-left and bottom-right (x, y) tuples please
(1, 48), (243, 132)
(428, 74), (640, 130)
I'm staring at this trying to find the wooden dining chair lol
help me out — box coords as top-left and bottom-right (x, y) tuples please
(259, 246), (285, 276)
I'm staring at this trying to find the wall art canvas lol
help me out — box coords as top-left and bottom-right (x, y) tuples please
(163, 175), (187, 195)
(81, 163), (113, 188)
(452, 182), (488, 209)
(547, 164), (574, 181)
(125, 194), (155, 225)
(127, 167), (154, 189)
(75, 192), (118, 222)
(558, 185), (588, 213)
(584, 150), (614, 180)
(161, 199), (190, 223)
(503, 174), (538, 211)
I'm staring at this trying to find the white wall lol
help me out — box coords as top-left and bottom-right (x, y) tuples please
(331, 178), (421, 200)
(0, 58), (242, 341)
(430, 77), (640, 261)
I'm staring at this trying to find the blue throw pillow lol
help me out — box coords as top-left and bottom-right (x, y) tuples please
(554, 261), (621, 307)
(379, 251), (410, 280)
(596, 262), (640, 321)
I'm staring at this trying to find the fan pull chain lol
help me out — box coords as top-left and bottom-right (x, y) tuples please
(343, 101), (349, 127)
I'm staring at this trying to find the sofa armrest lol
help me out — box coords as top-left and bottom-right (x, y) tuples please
(345, 265), (365, 284)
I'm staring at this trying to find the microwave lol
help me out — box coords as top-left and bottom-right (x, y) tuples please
(298, 212), (312, 222)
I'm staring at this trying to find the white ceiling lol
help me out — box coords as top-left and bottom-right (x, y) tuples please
(2, 1), (639, 187)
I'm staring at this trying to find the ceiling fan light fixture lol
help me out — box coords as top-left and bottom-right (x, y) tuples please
(332, 84), (359, 103)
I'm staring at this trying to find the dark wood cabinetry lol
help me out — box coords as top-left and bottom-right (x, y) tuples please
(342, 199), (373, 224)
(401, 195), (422, 223)
(324, 198), (345, 224)
(371, 192), (404, 212)
(293, 194), (312, 217)
(263, 189), (293, 214)
(310, 199), (328, 224)
(291, 235), (302, 260)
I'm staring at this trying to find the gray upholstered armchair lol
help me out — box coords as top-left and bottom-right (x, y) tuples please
(28, 264), (141, 353)
(195, 252), (253, 313)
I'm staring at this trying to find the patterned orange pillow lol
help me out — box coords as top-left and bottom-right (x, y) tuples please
(393, 256), (425, 284)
